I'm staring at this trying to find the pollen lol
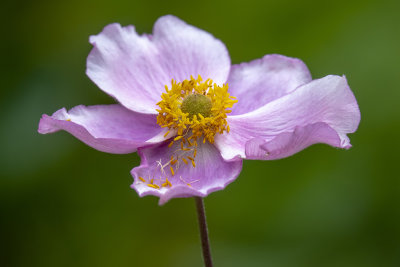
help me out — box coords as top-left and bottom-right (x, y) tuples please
(156, 75), (237, 152)
(147, 183), (160, 189)
(162, 178), (172, 187)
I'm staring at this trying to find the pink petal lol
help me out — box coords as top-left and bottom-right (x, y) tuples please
(215, 75), (360, 160)
(131, 140), (242, 205)
(228, 54), (312, 115)
(245, 122), (348, 160)
(38, 104), (165, 154)
(87, 15), (231, 114)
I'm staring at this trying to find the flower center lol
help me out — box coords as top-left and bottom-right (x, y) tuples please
(180, 93), (212, 119)
(156, 75), (237, 145)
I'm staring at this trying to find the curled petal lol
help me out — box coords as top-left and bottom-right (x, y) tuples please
(245, 122), (349, 160)
(38, 104), (164, 154)
(131, 140), (242, 205)
(215, 75), (360, 160)
(87, 15), (230, 114)
(228, 54), (312, 115)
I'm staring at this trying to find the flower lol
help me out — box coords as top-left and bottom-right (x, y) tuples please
(38, 15), (360, 205)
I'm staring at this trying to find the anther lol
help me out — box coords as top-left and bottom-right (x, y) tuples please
(147, 183), (160, 189)
(174, 136), (183, 141)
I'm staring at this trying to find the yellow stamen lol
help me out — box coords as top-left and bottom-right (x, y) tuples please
(147, 183), (160, 189)
(162, 178), (172, 187)
(156, 75), (236, 146)
(182, 158), (188, 164)
(139, 177), (146, 183)
(174, 135), (183, 141)
(170, 166), (175, 176)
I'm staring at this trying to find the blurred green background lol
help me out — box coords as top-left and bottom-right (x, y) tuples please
(1, 0), (399, 266)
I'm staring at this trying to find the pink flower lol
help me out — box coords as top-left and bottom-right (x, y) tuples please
(38, 15), (360, 205)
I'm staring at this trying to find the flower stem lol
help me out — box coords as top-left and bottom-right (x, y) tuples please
(195, 197), (213, 267)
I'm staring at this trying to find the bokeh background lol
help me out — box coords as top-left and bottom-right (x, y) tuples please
(1, 0), (399, 266)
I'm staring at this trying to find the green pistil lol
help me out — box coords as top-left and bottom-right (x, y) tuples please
(181, 93), (212, 119)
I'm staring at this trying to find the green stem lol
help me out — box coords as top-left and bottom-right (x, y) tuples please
(195, 197), (213, 267)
